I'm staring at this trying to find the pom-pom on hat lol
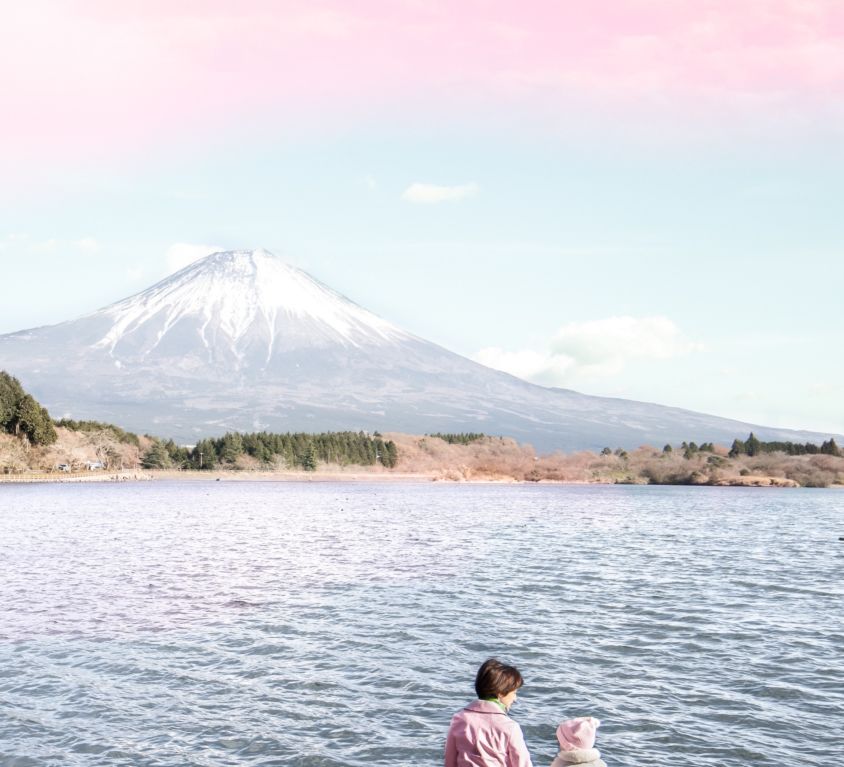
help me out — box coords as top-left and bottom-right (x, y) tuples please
(557, 716), (601, 751)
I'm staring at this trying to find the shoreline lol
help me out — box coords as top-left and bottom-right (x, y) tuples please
(1, 468), (835, 487)
(0, 470), (152, 484)
(152, 469), (442, 483)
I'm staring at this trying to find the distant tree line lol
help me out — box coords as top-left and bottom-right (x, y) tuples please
(142, 430), (399, 471)
(601, 446), (630, 459)
(661, 441), (717, 459)
(427, 432), (487, 445)
(656, 434), (841, 460)
(0, 371), (57, 445)
(728, 432), (840, 458)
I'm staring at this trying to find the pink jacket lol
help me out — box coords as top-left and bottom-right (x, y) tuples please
(445, 700), (533, 767)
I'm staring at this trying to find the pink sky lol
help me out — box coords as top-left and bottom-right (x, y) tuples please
(3, 0), (843, 168)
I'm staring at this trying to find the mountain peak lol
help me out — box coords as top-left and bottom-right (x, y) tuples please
(90, 248), (411, 363)
(184, 247), (287, 276)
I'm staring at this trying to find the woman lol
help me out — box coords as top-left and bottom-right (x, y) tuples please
(445, 658), (533, 767)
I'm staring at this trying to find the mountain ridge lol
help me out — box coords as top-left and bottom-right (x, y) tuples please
(0, 248), (838, 451)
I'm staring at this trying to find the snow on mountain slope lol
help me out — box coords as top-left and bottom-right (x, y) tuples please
(92, 249), (412, 364)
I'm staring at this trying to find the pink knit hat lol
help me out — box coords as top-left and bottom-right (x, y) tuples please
(556, 716), (601, 751)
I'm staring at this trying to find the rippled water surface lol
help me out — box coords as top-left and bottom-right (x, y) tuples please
(1, 482), (842, 766)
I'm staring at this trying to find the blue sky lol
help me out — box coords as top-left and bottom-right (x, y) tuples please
(2, 2), (842, 437)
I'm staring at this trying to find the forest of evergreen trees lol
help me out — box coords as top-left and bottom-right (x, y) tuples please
(1, 369), (400, 472)
(0, 371), (57, 446)
(142, 430), (399, 471)
(426, 432), (487, 445)
(656, 433), (841, 460)
(728, 432), (840, 458)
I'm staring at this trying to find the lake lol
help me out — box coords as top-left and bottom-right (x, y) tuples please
(1, 482), (842, 766)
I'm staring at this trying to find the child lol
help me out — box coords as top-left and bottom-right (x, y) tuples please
(550, 716), (607, 767)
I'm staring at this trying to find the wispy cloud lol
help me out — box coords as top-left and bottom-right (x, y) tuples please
(165, 243), (222, 274)
(474, 316), (702, 385)
(401, 182), (479, 204)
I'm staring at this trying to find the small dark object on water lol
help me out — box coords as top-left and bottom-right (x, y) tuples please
(225, 599), (257, 608)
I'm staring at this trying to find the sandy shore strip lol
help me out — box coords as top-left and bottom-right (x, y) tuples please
(1, 469), (829, 486)
(0, 470), (152, 484)
(0, 469), (440, 484)
(151, 469), (440, 482)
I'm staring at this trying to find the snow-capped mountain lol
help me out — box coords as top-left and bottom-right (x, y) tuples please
(0, 248), (836, 450)
(92, 249), (412, 367)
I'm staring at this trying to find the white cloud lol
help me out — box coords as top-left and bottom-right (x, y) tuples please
(165, 243), (222, 274)
(473, 316), (701, 386)
(474, 347), (576, 385)
(551, 316), (702, 366)
(401, 182), (479, 204)
(362, 175), (377, 190)
(126, 266), (144, 281)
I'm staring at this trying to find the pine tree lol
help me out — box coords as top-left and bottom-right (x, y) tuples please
(383, 440), (398, 468)
(821, 438), (841, 457)
(219, 432), (244, 463)
(164, 439), (189, 468)
(142, 441), (172, 469)
(729, 438), (745, 458)
(301, 444), (317, 471)
(189, 438), (217, 469)
(15, 394), (57, 445)
(0, 372), (57, 445)
(0, 372), (25, 427)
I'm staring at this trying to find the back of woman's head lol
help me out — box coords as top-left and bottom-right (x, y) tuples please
(474, 658), (524, 699)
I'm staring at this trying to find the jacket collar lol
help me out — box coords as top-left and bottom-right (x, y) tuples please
(465, 699), (508, 715)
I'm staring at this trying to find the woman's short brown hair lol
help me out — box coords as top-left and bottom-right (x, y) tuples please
(474, 658), (524, 699)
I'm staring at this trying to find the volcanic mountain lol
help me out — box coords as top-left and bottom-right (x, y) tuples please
(0, 249), (833, 450)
